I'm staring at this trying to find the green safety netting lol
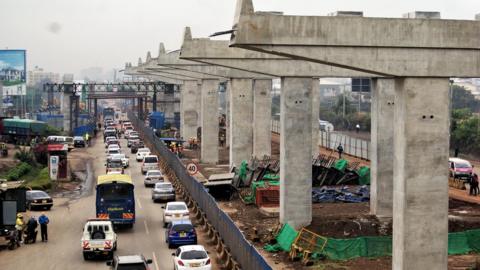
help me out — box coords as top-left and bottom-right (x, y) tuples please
(264, 224), (299, 252)
(263, 174), (280, 181)
(333, 159), (348, 172)
(265, 225), (480, 261)
(357, 166), (371, 185)
(238, 160), (248, 182)
(242, 180), (280, 204)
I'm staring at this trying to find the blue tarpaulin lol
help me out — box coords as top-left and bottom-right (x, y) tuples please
(312, 186), (370, 203)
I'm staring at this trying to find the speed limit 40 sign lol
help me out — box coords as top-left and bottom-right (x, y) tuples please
(186, 163), (199, 176)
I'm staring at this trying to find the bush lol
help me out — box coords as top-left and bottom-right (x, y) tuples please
(26, 167), (52, 190)
(6, 163), (32, 181)
(14, 147), (35, 164)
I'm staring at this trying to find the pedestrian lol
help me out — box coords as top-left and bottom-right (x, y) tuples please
(356, 124), (360, 133)
(15, 213), (24, 243)
(337, 143), (344, 159)
(85, 133), (90, 147)
(454, 147), (459, 157)
(472, 167), (479, 196)
(219, 133), (225, 147)
(38, 212), (49, 242)
(26, 216), (38, 244)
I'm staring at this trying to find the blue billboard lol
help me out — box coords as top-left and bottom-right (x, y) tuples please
(0, 50), (26, 107)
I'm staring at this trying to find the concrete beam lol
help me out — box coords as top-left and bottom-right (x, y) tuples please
(124, 65), (186, 84)
(393, 78), (450, 270)
(180, 33), (375, 78)
(230, 0), (480, 77)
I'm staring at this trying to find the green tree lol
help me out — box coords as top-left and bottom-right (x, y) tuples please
(452, 85), (480, 112)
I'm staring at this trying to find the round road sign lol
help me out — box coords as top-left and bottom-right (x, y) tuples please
(186, 163), (199, 175)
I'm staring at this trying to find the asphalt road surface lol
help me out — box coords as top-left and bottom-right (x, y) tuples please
(0, 134), (218, 269)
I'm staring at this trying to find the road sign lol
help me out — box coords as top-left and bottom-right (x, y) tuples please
(186, 163), (198, 176)
(49, 156), (59, 181)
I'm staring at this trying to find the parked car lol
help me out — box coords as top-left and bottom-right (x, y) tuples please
(162, 202), (189, 228)
(73, 136), (86, 148)
(144, 170), (164, 187)
(82, 219), (117, 260)
(152, 182), (176, 202)
(136, 148), (151, 162)
(172, 245), (211, 270)
(26, 190), (53, 210)
(449, 158), (473, 179)
(106, 255), (152, 270)
(141, 155), (159, 174)
(166, 220), (197, 249)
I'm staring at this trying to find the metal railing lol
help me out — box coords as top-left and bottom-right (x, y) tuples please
(129, 112), (272, 270)
(271, 119), (370, 160)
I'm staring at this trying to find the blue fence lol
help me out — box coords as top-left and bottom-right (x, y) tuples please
(129, 112), (271, 270)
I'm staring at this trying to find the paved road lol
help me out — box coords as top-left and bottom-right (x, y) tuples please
(0, 134), (217, 269)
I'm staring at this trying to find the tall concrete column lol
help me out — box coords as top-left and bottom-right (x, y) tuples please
(181, 80), (201, 144)
(311, 78), (320, 156)
(225, 82), (230, 148)
(280, 77), (312, 229)
(370, 79), (395, 217)
(200, 79), (220, 164)
(253, 79), (272, 158)
(61, 91), (72, 133)
(392, 78), (450, 270)
(229, 78), (254, 167)
(94, 99), (98, 120)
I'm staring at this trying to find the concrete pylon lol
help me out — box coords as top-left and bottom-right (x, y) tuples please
(280, 77), (312, 229)
(311, 78), (320, 156)
(200, 79), (220, 164)
(181, 80), (201, 144)
(370, 79), (395, 217)
(253, 79), (272, 158)
(393, 78), (450, 270)
(229, 78), (254, 167)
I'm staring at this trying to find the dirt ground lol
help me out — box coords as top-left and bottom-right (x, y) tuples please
(181, 132), (480, 269)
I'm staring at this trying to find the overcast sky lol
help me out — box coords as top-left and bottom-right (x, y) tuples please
(1, 0), (479, 78)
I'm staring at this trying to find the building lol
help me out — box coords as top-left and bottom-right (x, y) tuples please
(27, 66), (60, 86)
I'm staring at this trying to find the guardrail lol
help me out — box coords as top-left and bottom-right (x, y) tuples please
(129, 112), (272, 270)
(271, 119), (370, 160)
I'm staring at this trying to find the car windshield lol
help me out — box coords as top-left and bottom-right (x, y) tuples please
(99, 184), (131, 200)
(138, 149), (149, 153)
(30, 191), (49, 198)
(74, 137), (83, 140)
(456, 162), (471, 169)
(116, 263), (146, 270)
(108, 160), (123, 167)
(109, 150), (120, 154)
(148, 171), (161, 176)
(112, 154), (125, 159)
(167, 204), (186, 211)
(172, 224), (194, 232)
(144, 157), (157, 163)
(155, 183), (172, 189)
(180, 250), (207, 260)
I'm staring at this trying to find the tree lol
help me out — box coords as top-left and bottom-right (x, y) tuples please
(452, 85), (480, 113)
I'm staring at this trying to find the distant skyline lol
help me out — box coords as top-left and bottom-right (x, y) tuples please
(1, 0), (479, 77)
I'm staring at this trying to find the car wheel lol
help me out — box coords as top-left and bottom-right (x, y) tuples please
(163, 222), (167, 228)
(46, 206), (52, 211)
(107, 251), (114, 260)
(83, 253), (89, 261)
(113, 243), (117, 251)
(168, 243), (173, 249)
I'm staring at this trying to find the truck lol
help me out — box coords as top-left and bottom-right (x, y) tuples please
(81, 219), (118, 260)
(1, 118), (47, 144)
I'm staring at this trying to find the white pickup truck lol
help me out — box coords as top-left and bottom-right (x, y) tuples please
(81, 219), (118, 260)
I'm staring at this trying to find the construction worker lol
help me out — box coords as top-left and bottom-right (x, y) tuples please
(15, 213), (24, 243)
(84, 133), (90, 147)
(337, 143), (344, 159)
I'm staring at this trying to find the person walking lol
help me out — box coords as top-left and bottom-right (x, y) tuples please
(337, 143), (344, 159)
(26, 216), (38, 244)
(355, 124), (360, 133)
(38, 212), (49, 242)
(472, 169), (479, 196)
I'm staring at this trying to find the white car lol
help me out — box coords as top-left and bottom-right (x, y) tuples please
(125, 131), (139, 140)
(172, 245), (212, 270)
(107, 149), (121, 157)
(136, 148), (151, 161)
(144, 170), (164, 187)
(106, 144), (121, 154)
(141, 155), (159, 174)
(127, 135), (140, 148)
(109, 153), (129, 168)
(162, 202), (189, 227)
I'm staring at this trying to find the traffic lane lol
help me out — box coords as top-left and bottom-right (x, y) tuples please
(130, 133), (220, 269)
(0, 144), (104, 270)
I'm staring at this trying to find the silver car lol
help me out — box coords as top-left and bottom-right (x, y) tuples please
(144, 170), (164, 187)
(151, 182), (175, 202)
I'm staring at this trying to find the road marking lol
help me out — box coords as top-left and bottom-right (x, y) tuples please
(152, 251), (160, 270)
(144, 220), (150, 235)
(137, 198), (142, 209)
